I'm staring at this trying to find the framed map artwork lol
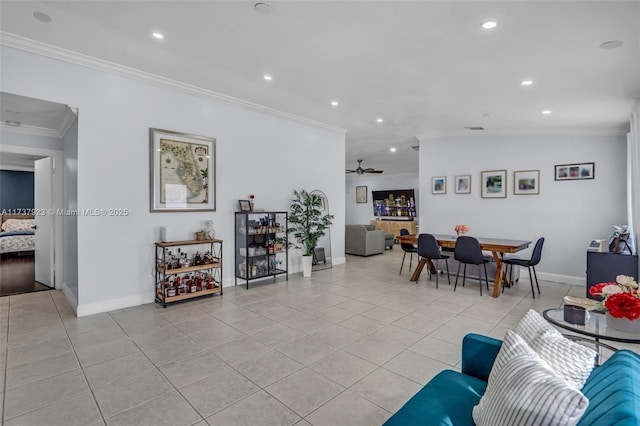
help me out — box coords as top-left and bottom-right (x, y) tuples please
(150, 128), (216, 212)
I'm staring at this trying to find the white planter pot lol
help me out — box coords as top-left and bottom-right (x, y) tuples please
(302, 255), (313, 277)
(606, 312), (640, 333)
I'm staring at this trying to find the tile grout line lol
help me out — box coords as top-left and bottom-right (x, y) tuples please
(105, 310), (211, 423)
(1, 292), (88, 422)
(1, 298), (11, 426)
(50, 290), (109, 425)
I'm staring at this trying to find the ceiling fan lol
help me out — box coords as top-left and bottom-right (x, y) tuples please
(346, 159), (383, 175)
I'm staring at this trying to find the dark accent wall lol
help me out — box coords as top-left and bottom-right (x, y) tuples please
(0, 170), (34, 210)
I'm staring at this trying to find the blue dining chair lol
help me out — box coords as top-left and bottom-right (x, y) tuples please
(418, 233), (450, 288)
(503, 237), (545, 298)
(399, 228), (418, 274)
(454, 236), (490, 295)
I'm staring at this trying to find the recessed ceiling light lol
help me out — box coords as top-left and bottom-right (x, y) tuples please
(33, 11), (52, 23)
(254, 2), (272, 15)
(263, 75), (272, 81)
(376, 118), (383, 123)
(521, 80), (533, 86)
(599, 40), (623, 50)
(481, 21), (497, 29)
(390, 147), (397, 153)
(542, 110), (552, 115)
(152, 32), (164, 40)
(330, 101), (339, 107)
(5, 120), (21, 127)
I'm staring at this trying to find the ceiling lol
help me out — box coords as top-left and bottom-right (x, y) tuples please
(1, 1), (639, 176)
(0, 92), (75, 169)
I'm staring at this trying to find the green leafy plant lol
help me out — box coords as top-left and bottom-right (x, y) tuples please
(288, 189), (334, 256)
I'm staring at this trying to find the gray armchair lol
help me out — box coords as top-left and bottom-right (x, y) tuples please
(345, 225), (385, 256)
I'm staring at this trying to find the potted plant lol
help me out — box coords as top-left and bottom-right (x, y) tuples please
(288, 189), (334, 277)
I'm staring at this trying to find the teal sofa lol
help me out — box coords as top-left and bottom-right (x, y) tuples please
(384, 333), (640, 426)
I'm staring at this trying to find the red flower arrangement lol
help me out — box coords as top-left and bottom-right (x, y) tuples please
(605, 293), (640, 320)
(589, 275), (639, 320)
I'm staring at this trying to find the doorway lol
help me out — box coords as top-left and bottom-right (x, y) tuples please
(0, 157), (55, 296)
(0, 92), (77, 297)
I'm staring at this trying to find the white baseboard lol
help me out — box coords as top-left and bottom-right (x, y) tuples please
(536, 272), (585, 287)
(76, 292), (155, 317)
(60, 282), (78, 316)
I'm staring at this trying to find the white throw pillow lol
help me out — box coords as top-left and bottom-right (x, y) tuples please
(514, 309), (596, 389)
(515, 309), (559, 341)
(473, 353), (589, 426)
(488, 329), (543, 383)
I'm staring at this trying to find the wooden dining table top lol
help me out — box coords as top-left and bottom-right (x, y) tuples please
(397, 234), (531, 253)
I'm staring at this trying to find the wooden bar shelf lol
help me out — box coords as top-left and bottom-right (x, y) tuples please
(155, 239), (223, 307)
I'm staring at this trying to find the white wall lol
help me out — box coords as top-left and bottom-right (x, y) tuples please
(346, 173), (419, 225)
(1, 45), (346, 316)
(419, 133), (628, 284)
(62, 117), (79, 304)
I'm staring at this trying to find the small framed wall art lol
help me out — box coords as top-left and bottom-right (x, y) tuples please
(514, 170), (540, 195)
(356, 186), (368, 203)
(432, 176), (447, 194)
(454, 175), (471, 194)
(150, 128), (216, 212)
(555, 162), (594, 181)
(238, 200), (252, 211)
(481, 170), (507, 198)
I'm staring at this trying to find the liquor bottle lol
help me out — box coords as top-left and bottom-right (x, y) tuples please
(190, 273), (197, 293)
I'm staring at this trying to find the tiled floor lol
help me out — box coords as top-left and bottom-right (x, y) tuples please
(1, 249), (638, 425)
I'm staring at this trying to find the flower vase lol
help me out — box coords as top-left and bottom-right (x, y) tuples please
(606, 312), (640, 333)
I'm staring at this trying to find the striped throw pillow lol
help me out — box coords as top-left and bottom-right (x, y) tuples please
(473, 353), (589, 426)
(488, 329), (544, 383)
(515, 309), (596, 389)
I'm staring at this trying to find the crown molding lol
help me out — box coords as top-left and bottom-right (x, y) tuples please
(58, 108), (78, 138)
(1, 123), (60, 138)
(415, 127), (628, 141)
(0, 32), (347, 135)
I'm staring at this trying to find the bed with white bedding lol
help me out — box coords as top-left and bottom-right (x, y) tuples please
(0, 215), (35, 255)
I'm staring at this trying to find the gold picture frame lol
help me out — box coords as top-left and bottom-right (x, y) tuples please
(150, 128), (216, 212)
(356, 186), (368, 203)
(481, 170), (507, 198)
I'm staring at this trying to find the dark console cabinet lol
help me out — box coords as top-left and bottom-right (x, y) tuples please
(586, 252), (638, 299)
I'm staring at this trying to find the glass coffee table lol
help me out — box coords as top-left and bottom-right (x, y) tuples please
(543, 308), (640, 361)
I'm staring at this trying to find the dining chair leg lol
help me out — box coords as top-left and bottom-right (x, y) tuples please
(477, 265), (483, 296)
(527, 266), (535, 299)
(409, 253), (413, 271)
(483, 263), (489, 292)
(444, 259), (450, 285)
(454, 263), (462, 291)
(399, 252), (407, 274)
(462, 264), (467, 287)
(532, 266), (541, 295)
(434, 260), (439, 288)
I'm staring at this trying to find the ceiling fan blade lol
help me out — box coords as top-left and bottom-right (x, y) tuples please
(345, 170), (356, 173)
(365, 170), (384, 174)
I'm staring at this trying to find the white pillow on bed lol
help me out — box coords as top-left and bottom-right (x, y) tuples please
(2, 219), (35, 232)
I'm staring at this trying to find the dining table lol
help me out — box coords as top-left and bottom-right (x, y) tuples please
(397, 234), (532, 298)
